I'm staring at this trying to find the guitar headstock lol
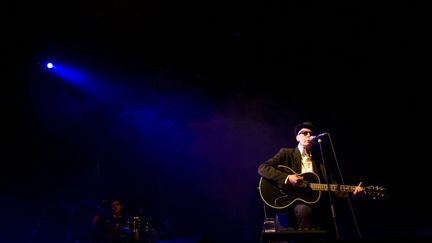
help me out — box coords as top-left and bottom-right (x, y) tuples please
(365, 185), (388, 200)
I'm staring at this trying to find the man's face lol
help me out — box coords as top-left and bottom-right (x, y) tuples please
(296, 128), (314, 148)
(111, 201), (123, 214)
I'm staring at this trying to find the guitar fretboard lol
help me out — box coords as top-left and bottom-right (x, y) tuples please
(310, 183), (356, 192)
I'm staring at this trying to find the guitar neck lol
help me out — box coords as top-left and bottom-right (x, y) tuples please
(310, 183), (355, 192)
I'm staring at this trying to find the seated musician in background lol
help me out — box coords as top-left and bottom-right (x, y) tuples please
(258, 121), (365, 234)
(91, 199), (132, 243)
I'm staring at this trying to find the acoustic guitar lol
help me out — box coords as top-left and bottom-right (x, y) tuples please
(259, 165), (387, 210)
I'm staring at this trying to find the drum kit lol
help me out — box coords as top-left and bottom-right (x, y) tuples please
(86, 199), (169, 243)
(122, 215), (167, 243)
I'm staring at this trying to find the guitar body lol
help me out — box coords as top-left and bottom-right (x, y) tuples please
(259, 165), (321, 210)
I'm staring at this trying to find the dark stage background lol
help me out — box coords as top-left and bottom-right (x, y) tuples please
(3, 1), (427, 243)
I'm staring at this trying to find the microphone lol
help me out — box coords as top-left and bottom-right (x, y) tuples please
(310, 133), (328, 142)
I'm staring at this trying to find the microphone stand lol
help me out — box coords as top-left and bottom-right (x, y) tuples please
(318, 133), (362, 240)
(316, 136), (340, 241)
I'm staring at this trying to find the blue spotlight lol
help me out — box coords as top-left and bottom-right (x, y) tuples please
(46, 62), (54, 69)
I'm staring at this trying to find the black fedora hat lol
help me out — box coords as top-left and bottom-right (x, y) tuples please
(293, 121), (320, 136)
